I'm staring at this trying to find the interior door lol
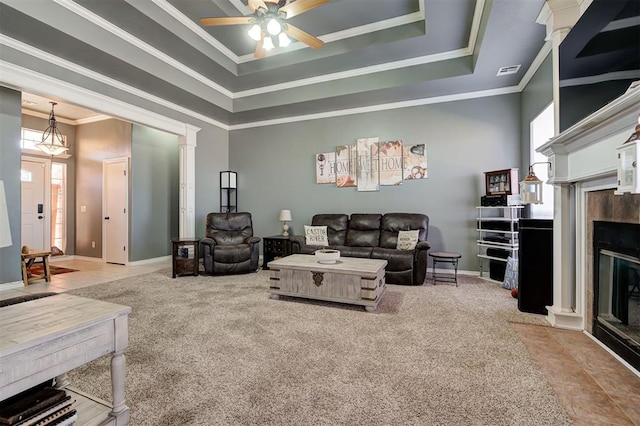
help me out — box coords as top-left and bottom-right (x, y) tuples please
(103, 158), (129, 265)
(21, 158), (51, 251)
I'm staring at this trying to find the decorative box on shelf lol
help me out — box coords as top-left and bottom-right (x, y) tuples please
(484, 168), (519, 196)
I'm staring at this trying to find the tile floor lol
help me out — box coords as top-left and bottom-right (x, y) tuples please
(5, 259), (640, 425)
(512, 323), (640, 425)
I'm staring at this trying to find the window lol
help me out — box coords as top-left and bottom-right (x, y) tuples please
(51, 163), (67, 253)
(529, 103), (555, 218)
(20, 128), (68, 156)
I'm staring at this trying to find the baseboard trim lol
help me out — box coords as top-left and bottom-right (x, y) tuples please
(0, 281), (26, 291)
(128, 256), (171, 266)
(71, 255), (103, 262)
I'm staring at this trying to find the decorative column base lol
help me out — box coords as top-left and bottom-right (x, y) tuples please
(546, 305), (583, 330)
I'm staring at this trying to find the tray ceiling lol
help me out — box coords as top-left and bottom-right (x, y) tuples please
(0, 0), (549, 127)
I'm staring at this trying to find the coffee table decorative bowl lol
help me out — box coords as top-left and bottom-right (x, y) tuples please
(315, 249), (340, 264)
(267, 254), (387, 312)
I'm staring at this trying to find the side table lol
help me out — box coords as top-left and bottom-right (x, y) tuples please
(262, 235), (292, 270)
(21, 250), (52, 286)
(171, 238), (200, 278)
(429, 251), (462, 286)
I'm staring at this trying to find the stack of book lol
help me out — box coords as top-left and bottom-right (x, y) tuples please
(0, 387), (76, 426)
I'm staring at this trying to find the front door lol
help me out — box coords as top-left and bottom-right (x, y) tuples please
(21, 157), (50, 251)
(103, 158), (129, 264)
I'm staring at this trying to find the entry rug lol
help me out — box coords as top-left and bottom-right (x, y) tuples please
(28, 265), (78, 276)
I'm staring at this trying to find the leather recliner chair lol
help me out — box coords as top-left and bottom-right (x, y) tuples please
(201, 212), (261, 275)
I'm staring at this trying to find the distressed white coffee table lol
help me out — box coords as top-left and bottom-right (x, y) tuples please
(267, 254), (387, 312)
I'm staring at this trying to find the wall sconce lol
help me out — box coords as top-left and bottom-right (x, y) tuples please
(0, 180), (13, 248)
(220, 171), (237, 189)
(279, 209), (292, 237)
(520, 162), (551, 204)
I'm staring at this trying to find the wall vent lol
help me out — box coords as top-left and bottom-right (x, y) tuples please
(496, 65), (521, 76)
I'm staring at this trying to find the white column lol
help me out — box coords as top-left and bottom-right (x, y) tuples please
(536, 0), (583, 134)
(178, 124), (200, 239)
(537, 0), (585, 330)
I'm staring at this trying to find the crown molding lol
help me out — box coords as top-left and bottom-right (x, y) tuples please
(234, 47), (470, 98)
(0, 36), (226, 130)
(517, 40), (552, 91)
(229, 85), (521, 130)
(1, 60), (209, 135)
(52, 0), (234, 98)
(21, 108), (75, 125)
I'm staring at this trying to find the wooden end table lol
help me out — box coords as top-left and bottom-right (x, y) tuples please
(20, 250), (52, 286)
(262, 235), (292, 270)
(171, 238), (200, 278)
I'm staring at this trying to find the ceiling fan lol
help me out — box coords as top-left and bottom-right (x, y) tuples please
(200, 0), (329, 58)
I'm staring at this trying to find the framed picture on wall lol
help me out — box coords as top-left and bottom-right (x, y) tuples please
(315, 152), (336, 184)
(484, 168), (519, 195)
(376, 140), (403, 186)
(335, 145), (356, 187)
(403, 144), (427, 180)
(356, 137), (379, 192)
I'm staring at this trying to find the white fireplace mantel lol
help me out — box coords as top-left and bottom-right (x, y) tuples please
(536, 87), (640, 330)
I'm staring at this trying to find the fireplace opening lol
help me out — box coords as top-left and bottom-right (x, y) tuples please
(593, 221), (640, 370)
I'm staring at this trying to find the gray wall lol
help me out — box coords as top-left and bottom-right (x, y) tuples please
(194, 125), (229, 236)
(130, 124), (179, 261)
(21, 114), (77, 255)
(520, 54), (553, 171)
(75, 119), (132, 257)
(230, 94), (522, 271)
(0, 87), (22, 284)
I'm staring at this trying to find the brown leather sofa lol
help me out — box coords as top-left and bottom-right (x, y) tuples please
(290, 213), (430, 285)
(201, 212), (261, 275)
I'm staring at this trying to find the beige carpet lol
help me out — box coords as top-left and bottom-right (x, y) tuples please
(67, 270), (571, 425)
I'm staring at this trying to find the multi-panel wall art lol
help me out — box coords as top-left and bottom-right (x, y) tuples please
(315, 139), (427, 191)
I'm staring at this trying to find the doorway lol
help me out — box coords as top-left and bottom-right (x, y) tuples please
(20, 157), (51, 251)
(103, 158), (129, 265)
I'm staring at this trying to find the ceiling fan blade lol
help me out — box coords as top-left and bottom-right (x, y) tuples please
(200, 17), (252, 26)
(248, 0), (268, 11)
(279, 0), (329, 19)
(254, 36), (267, 58)
(285, 25), (324, 49)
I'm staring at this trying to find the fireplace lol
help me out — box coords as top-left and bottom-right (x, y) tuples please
(593, 221), (640, 370)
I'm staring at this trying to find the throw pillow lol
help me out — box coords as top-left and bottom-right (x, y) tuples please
(502, 256), (518, 290)
(304, 225), (329, 246)
(396, 230), (419, 250)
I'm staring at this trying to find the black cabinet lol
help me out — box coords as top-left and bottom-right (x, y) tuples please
(518, 219), (553, 314)
(171, 238), (200, 278)
(263, 235), (292, 270)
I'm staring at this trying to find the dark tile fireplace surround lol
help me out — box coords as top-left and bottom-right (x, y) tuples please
(587, 190), (640, 370)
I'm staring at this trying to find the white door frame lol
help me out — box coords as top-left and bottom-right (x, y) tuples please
(21, 155), (51, 251)
(102, 157), (129, 264)
(4, 62), (200, 239)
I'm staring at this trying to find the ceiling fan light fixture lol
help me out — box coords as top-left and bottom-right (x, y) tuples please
(263, 36), (274, 51)
(248, 24), (262, 41)
(278, 32), (291, 47)
(266, 18), (281, 36)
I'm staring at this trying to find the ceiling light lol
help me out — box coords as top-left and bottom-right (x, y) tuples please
(36, 102), (69, 156)
(278, 32), (291, 47)
(248, 24), (261, 41)
(263, 37), (274, 51)
(22, 100), (38, 107)
(266, 18), (281, 36)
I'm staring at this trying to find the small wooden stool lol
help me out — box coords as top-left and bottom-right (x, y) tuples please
(21, 250), (52, 286)
(429, 251), (462, 286)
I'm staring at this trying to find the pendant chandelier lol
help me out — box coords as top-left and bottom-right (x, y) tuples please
(37, 102), (69, 156)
